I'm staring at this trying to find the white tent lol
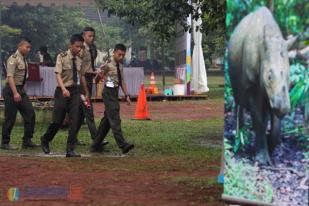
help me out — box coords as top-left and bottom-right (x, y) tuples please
(191, 5), (209, 94)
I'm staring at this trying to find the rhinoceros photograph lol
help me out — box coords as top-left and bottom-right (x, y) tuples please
(223, 1), (308, 206)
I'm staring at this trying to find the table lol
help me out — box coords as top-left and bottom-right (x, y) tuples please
(119, 67), (144, 96)
(25, 66), (56, 97)
(24, 66), (144, 97)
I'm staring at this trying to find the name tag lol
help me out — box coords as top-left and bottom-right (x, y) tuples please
(105, 76), (115, 88)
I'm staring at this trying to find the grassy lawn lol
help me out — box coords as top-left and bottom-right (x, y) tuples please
(0, 117), (223, 160)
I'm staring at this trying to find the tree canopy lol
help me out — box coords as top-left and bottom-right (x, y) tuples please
(226, 0), (309, 38)
(95, 0), (225, 42)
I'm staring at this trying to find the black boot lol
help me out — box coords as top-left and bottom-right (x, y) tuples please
(0, 143), (17, 150)
(41, 137), (50, 154)
(90, 141), (109, 153)
(121, 143), (134, 154)
(66, 150), (81, 158)
(22, 139), (40, 148)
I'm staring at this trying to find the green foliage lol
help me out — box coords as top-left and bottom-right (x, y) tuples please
(224, 51), (234, 111)
(289, 63), (309, 109)
(226, 0), (309, 38)
(274, 0), (309, 35)
(0, 24), (21, 38)
(96, 0), (225, 63)
(286, 62), (309, 148)
(1, 5), (90, 58)
(95, 0), (189, 43)
(202, 27), (225, 61)
(226, 0), (268, 37)
(224, 152), (274, 203)
(233, 127), (251, 153)
(224, 138), (233, 150)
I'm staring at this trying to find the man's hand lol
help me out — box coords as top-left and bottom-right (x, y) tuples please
(99, 62), (108, 70)
(126, 95), (131, 105)
(13, 92), (21, 102)
(85, 94), (90, 101)
(95, 72), (104, 83)
(62, 89), (70, 98)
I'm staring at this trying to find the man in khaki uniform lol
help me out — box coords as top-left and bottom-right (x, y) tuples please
(41, 34), (88, 157)
(1, 37), (39, 150)
(91, 44), (134, 154)
(76, 27), (108, 147)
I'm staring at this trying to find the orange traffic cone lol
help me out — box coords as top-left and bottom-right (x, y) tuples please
(134, 84), (150, 120)
(150, 72), (156, 86)
(149, 72), (159, 94)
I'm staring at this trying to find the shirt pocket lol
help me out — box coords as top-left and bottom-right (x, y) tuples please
(62, 59), (72, 71)
(17, 60), (26, 70)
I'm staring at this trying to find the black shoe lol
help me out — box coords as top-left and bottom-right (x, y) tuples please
(66, 151), (81, 158)
(76, 140), (86, 146)
(0, 144), (17, 150)
(121, 144), (134, 154)
(40, 137), (50, 154)
(22, 140), (40, 148)
(90, 141), (109, 153)
(102, 140), (109, 146)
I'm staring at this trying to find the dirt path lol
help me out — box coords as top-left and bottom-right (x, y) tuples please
(93, 100), (223, 121)
(0, 156), (224, 206)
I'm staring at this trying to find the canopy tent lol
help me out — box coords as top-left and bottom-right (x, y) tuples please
(191, 4), (209, 94)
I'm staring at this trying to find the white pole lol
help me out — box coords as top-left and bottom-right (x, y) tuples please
(185, 0), (192, 95)
(96, 6), (106, 37)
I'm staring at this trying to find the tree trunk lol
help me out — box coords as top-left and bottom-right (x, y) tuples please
(161, 42), (166, 92)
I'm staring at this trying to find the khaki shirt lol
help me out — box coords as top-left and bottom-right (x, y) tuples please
(55, 49), (84, 87)
(102, 57), (125, 88)
(80, 43), (93, 74)
(6, 50), (28, 86)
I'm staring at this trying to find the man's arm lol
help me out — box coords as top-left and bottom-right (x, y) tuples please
(6, 57), (21, 102)
(120, 69), (131, 105)
(95, 62), (108, 83)
(56, 73), (70, 97)
(80, 74), (90, 99)
(55, 54), (70, 97)
(80, 56), (90, 98)
(7, 77), (21, 102)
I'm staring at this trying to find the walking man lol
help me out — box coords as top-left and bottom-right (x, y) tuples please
(76, 27), (107, 147)
(1, 37), (39, 150)
(91, 44), (134, 154)
(40, 34), (88, 157)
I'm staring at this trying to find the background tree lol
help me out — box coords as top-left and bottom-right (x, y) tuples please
(95, 0), (226, 68)
(1, 4), (90, 59)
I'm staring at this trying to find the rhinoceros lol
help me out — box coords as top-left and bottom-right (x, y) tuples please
(228, 7), (297, 165)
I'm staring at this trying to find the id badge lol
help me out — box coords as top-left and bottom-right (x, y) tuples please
(106, 76), (115, 88)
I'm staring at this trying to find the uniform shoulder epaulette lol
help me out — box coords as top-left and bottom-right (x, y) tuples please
(60, 52), (67, 57)
(11, 54), (18, 58)
(77, 49), (84, 58)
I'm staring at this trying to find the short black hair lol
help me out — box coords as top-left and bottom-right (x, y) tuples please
(83, 27), (95, 34)
(39, 46), (48, 53)
(114, 43), (126, 52)
(19, 37), (31, 44)
(70, 34), (84, 44)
